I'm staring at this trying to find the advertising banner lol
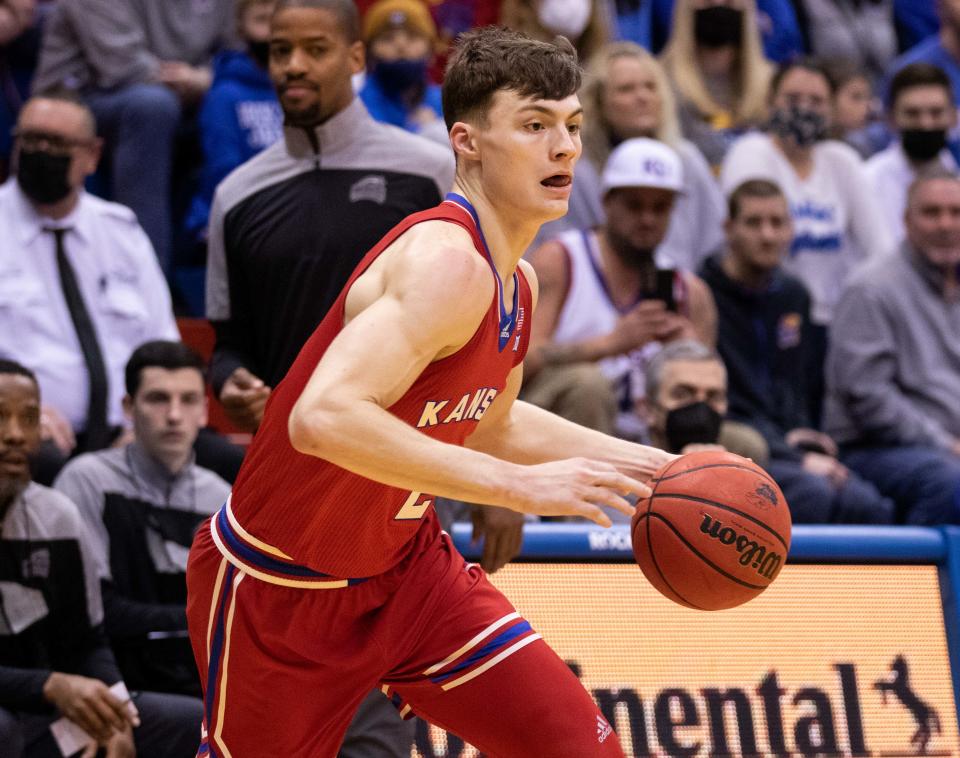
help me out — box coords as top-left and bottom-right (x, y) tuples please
(413, 563), (960, 758)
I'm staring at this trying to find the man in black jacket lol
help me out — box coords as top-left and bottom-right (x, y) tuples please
(206, 0), (453, 431)
(0, 359), (200, 757)
(700, 179), (893, 524)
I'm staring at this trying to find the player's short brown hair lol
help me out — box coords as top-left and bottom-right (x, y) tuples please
(442, 27), (581, 131)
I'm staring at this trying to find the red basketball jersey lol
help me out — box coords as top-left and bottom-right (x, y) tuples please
(226, 196), (533, 578)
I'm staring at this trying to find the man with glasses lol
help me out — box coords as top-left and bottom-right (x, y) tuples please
(0, 89), (179, 483)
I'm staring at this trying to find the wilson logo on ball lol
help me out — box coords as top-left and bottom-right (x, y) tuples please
(699, 514), (783, 580)
(632, 450), (792, 610)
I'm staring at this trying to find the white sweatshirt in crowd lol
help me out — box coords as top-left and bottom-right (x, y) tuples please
(720, 132), (895, 325)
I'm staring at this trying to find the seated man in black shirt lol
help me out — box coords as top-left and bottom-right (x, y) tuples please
(0, 359), (200, 757)
(700, 179), (894, 524)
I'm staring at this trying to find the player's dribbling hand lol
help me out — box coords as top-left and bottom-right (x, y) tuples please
(471, 505), (524, 573)
(512, 458), (651, 527)
(220, 367), (272, 432)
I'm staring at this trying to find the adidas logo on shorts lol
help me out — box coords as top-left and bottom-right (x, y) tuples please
(596, 714), (613, 743)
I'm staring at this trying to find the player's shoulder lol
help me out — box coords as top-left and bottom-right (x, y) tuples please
(386, 221), (495, 310)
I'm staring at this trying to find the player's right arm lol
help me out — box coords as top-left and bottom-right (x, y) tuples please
(287, 224), (648, 526)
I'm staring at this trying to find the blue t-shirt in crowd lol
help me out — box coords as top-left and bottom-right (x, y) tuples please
(359, 74), (443, 136)
(625, 0), (802, 61)
(185, 50), (282, 240)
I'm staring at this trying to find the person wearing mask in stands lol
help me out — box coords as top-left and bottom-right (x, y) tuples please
(866, 63), (959, 243)
(359, 0), (447, 145)
(661, 0), (774, 170)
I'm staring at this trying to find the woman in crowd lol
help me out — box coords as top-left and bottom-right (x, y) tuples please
(661, 0), (773, 169)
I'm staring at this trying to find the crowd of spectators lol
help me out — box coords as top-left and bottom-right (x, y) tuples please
(2, 0), (960, 753)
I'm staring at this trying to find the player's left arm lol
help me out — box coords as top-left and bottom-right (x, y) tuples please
(465, 261), (674, 481)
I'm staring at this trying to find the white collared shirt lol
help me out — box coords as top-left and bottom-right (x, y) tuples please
(0, 180), (178, 431)
(865, 143), (959, 243)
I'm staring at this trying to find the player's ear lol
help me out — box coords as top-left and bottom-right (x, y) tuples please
(449, 122), (480, 162)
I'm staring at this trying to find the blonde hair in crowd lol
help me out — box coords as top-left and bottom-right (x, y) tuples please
(498, 0), (609, 64)
(660, 0), (772, 125)
(580, 41), (681, 170)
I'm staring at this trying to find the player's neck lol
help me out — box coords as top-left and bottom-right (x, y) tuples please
(450, 183), (540, 277)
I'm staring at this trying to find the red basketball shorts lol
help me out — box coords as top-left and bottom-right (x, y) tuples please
(186, 505), (623, 757)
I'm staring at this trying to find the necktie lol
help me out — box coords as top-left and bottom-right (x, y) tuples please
(46, 227), (112, 450)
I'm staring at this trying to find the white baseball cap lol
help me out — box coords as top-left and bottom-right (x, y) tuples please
(601, 138), (685, 194)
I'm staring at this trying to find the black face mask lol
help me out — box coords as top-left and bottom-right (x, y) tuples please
(901, 128), (947, 163)
(247, 39), (270, 69)
(664, 401), (722, 453)
(16, 148), (73, 205)
(768, 105), (828, 148)
(371, 57), (429, 93)
(693, 6), (743, 48)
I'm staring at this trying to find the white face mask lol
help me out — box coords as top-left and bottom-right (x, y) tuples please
(537, 0), (592, 41)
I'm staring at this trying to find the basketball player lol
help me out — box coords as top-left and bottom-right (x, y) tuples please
(186, 20), (672, 757)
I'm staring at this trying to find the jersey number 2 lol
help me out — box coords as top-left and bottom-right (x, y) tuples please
(394, 491), (432, 521)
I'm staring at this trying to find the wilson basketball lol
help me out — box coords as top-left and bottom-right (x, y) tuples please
(632, 450), (792, 610)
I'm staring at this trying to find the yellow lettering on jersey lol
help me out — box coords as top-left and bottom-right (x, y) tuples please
(465, 388), (487, 420)
(443, 393), (470, 424)
(474, 389), (498, 421)
(417, 400), (449, 428)
(394, 490), (432, 520)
